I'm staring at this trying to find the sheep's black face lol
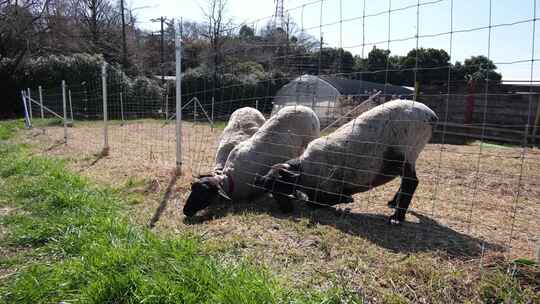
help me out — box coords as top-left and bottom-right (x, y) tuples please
(183, 176), (230, 217)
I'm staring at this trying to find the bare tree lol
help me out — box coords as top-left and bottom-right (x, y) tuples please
(201, 0), (230, 83)
(73, 0), (121, 60)
(0, 0), (50, 70)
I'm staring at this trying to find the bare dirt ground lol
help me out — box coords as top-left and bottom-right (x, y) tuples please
(19, 120), (540, 301)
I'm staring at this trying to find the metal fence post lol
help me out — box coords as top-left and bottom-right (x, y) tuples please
(165, 93), (169, 120)
(175, 21), (183, 175)
(27, 88), (33, 121)
(38, 86), (44, 119)
(211, 96), (215, 131)
(102, 62), (109, 155)
(193, 96), (197, 123)
(120, 92), (125, 125)
(255, 99), (259, 111)
(21, 91), (31, 128)
(62, 81), (68, 143)
(68, 89), (74, 122)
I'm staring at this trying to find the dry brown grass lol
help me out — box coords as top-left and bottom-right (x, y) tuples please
(18, 120), (540, 302)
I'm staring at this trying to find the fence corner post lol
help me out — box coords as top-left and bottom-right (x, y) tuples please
(175, 21), (183, 175)
(61, 81), (68, 143)
(21, 90), (31, 129)
(27, 88), (33, 121)
(101, 62), (110, 155)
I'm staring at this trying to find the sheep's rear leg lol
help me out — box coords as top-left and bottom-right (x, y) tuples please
(387, 187), (400, 209)
(389, 163), (418, 225)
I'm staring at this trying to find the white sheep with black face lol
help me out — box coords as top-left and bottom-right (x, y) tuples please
(213, 107), (266, 173)
(255, 99), (438, 225)
(183, 105), (320, 217)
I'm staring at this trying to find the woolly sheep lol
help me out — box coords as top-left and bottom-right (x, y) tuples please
(183, 105), (321, 217)
(254, 99), (438, 225)
(214, 107), (266, 173)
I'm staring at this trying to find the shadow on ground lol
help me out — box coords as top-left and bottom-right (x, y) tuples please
(183, 196), (504, 259)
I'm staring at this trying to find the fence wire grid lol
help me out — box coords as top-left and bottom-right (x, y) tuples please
(20, 0), (540, 260)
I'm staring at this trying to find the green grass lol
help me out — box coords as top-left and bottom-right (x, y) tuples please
(0, 120), (23, 140)
(0, 121), (360, 303)
(2, 120), (538, 303)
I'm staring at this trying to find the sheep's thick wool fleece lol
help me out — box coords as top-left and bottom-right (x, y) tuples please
(298, 99), (438, 194)
(223, 105), (320, 200)
(214, 107), (265, 171)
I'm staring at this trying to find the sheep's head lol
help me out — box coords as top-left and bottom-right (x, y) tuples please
(254, 163), (301, 212)
(183, 174), (231, 217)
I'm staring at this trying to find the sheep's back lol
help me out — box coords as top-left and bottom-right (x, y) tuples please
(224, 105), (320, 200)
(299, 99), (436, 193)
(214, 107), (265, 170)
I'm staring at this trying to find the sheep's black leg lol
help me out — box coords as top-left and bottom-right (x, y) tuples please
(275, 194), (295, 213)
(389, 163), (418, 225)
(387, 187), (400, 209)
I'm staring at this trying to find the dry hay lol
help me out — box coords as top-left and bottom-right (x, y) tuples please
(19, 120), (540, 297)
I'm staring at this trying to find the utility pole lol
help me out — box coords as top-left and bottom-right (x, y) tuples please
(318, 34), (323, 75)
(152, 17), (166, 84)
(160, 16), (165, 85)
(120, 0), (128, 68)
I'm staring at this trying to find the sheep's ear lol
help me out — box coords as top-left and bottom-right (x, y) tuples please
(217, 186), (232, 202)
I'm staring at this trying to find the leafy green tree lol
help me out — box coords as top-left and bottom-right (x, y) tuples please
(461, 55), (502, 81)
(400, 48), (451, 85)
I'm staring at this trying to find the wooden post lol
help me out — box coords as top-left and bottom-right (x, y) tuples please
(414, 81), (420, 101)
(464, 80), (476, 125)
(532, 95), (540, 144)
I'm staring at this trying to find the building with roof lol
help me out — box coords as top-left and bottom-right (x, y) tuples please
(272, 74), (413, 125)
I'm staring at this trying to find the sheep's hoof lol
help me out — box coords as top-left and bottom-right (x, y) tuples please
(389, 218), (402, 225)
(388, 213), (405, 225)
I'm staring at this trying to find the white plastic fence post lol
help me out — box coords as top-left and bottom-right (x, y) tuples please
(102, 62), (109, 154)
(27, 88), (33, 121)
(119, 92), (125, 125)
(21, 91), (31, 128)
(68, 89), (74, 122)
(175, 21), (183, 175)
(62, 81), (68, 143)
(38, 86), (44, 119)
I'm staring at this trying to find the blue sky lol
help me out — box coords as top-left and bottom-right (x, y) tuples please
(135, 0), (539, 81)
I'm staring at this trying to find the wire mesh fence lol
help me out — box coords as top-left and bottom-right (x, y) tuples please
(19, 0), (540, 260)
